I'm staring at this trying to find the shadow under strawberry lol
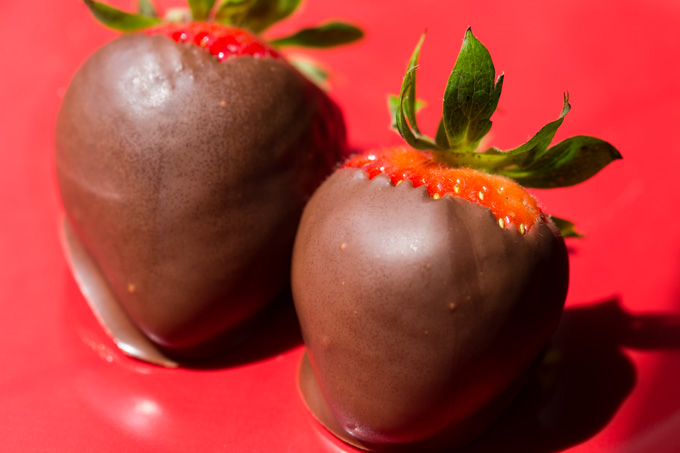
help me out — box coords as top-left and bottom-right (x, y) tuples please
(456, 297), (680, 453)
(179, 290), (304, 370)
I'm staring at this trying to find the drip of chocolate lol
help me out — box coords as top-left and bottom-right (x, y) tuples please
(292, 169), (568, 451)
(55, 34), (345, 362)
(60, 218), (178, 367)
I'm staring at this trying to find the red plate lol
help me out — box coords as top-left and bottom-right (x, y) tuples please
(2, 0), (679, 451)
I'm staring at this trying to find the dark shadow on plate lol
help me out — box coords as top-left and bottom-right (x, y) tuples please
(454, 297), (680, 453)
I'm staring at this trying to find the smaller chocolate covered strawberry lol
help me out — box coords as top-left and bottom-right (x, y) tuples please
(292, 29), (620, 451)
(56, 0), (361, 366)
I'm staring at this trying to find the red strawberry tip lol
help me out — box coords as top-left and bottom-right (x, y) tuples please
(145, 22), (280, 61)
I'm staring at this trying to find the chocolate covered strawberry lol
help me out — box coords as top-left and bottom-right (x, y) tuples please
(291, 29), (620, 451)
(55, 0), (361, 366)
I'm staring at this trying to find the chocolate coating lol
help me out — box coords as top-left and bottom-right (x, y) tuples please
(55, 34), (345, 359)
(291, 169), (569, 451)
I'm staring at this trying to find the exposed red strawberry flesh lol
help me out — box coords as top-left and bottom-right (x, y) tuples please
(145, 22), (280, 61)
(343, 147), (544, 232)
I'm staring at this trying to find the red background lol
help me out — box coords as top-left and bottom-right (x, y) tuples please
(1, 0), (680, 451)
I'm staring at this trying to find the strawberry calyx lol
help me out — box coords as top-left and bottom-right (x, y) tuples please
(84, 0), (361, 80)
(387, 29), (622, 237)
(83, 0), (363, 50)
(344, 147), (542, 233)
(145, 22), (279, 60)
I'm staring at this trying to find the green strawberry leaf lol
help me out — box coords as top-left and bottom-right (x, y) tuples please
(394, 33), (441, 150)
(270, 22), (363, 48)
(290, 57), (330, 87)
(549, 216), (584, 238)
(386, 28), (621, 240)
(137, 0), (158, 18)
(84, 0), (161, 31)
(498, 135), (622, 188)
(187, 0), (217, 21)
(389, 29), (621, 191)
(435, 119), (451, 148)
(437, 95), (570, 171)
(402, 33), (425, 136)
(214, 0), (253, 24)
(215, 0), (301, 33)
(503, 93), (571, 159)
(387, 95), (400, 127)
(388, 95), (427, 130)
(437, 93), (620, 188)
(443, 28), (504, 152)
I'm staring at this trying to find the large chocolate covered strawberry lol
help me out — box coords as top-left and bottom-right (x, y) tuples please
(56, 0), (361, 366)
(292, 30), (620, 451)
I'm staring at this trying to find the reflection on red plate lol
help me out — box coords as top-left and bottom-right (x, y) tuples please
(1, 0), (680, 452)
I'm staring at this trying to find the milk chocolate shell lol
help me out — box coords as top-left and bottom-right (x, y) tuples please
(55, 33), (345, 364)
(291, 169), (569, 451)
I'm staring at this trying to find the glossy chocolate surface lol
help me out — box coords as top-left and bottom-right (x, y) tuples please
(55, 34), (345, 360)
(292, 168), (569, 451)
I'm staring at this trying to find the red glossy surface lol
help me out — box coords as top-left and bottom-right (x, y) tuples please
(145, 22), (280, 60)
(1, 1), (679, 452)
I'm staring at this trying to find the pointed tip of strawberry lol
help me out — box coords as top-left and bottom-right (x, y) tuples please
(145, 22), (280, 61)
